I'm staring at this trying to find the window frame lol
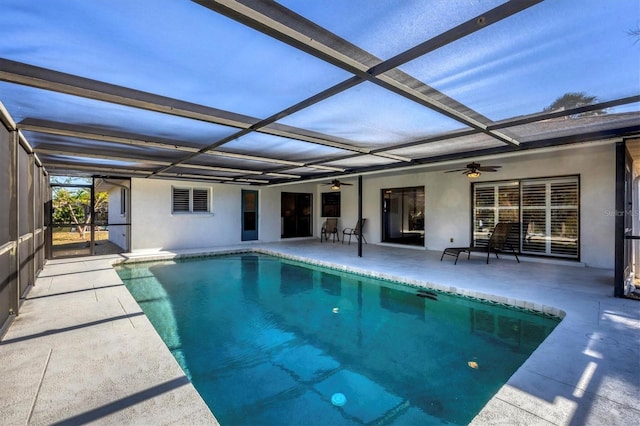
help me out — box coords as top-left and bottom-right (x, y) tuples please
(171, 186), (211, 214)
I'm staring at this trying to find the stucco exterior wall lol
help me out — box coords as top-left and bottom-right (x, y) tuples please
(325, 142), (616, 269)
(130, 142), (616, 268)
(131, 179), (245, 251)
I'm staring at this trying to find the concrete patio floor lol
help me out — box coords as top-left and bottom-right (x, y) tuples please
(1, 240), (638, 425)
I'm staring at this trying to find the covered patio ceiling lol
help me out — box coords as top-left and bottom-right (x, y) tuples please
(1, 0), (639, 185)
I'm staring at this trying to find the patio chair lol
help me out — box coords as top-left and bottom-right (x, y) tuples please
(342, 218), (367, 245)
(321, 218), (339, 243)
(440, 222), (520, 264)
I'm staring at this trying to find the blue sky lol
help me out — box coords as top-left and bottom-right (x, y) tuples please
(0, 0), (638, 142)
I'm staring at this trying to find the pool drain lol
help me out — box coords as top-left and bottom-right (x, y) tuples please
(331, 393), (346, 406)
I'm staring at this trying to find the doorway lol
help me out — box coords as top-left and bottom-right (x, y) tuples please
(616, 140), (639, 298)
(242, 190), (259, 241)
(49, 176), (130, 258)
(281, 192), (312, 238)
(382, 186), (425, 246)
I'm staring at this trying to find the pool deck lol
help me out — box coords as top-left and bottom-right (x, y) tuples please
(1, 240), (638, 425)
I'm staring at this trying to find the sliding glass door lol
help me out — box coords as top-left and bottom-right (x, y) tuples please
(281, 192), (312, 238)
(381, 186), (425, 246)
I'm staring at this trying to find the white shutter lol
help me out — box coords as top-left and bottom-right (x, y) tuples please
(473, 186), (496, 246)
(521, 178), (578, 258)
(521, 183), (547, 253)
(192, 189), (209, 213)
(172, 188), (190, 213)
(550, 180), (578, 257)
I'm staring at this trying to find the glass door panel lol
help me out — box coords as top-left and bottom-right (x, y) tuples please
(281, 192), (312, 238)
(382, 186), (425, 246)
(242, 190), (259, 241)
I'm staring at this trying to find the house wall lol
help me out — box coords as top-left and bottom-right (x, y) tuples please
(130, 143), (615, 268)
(132, 179), (243, 251)
(130, 179), (320, 251)
(324, 142), (616, 269)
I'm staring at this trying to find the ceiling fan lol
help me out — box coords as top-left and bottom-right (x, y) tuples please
(323, 179), (353, 190)
(444, 162), (501, 178)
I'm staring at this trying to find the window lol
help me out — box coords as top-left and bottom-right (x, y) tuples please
(172, 188), (190, 213)
(192, 189), (209, 213)
(120, 187), (127, 215)
(473, 182), (519, 246)
(321, 192), (341, 217)
(172, 187), (210, 214)
(522, 178), (579, 257)
(473, 176), (579, 259)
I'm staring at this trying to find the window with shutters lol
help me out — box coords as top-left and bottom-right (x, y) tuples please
(172, 187), (210, 214)
(472, 176), (579, 259)
(522, 177), (579, 258)
(192, 189), (209, 213)
(473, 182), (519, 247)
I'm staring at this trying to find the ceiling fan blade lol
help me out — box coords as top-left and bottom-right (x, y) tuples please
(341, 182), (353, 185)
(444, 168), (468, 173)
(477, 166), (501, 171)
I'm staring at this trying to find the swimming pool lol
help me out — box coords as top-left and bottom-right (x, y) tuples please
(117, 253), (560, 425)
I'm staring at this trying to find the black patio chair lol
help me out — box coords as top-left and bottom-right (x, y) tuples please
(342, 219), (367, 245)
(440, 222), (520, 264)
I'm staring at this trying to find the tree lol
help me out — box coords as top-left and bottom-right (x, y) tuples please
(52, 187), (108, 238)
(544, 92), (607, 117)
(628, 25), (640, 44)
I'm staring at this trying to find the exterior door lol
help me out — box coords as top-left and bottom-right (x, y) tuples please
(615, 142), (634, 297)
(50, 181), (94, 258)
(49, 177), (131, 258)
(242, 190), (258, 241)
(281, 192), (312, 238)
(381, 187), (425, 246)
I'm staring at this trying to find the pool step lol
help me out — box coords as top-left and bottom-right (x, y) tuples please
(416, 289), (438, 300)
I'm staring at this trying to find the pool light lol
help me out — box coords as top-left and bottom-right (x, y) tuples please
(331, 393), (347, 406)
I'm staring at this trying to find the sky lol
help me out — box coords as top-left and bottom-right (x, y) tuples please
(0, 0), (638, 145)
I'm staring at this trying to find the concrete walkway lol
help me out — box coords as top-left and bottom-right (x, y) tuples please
(0, 255), (217, 425)
(1, 240), (638, 425)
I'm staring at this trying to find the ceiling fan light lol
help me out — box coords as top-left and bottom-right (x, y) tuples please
(331, 184), (340, 190)
(467, 170), (481, 178)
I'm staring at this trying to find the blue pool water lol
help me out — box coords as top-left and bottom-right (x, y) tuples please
(116, 253), (559, 425)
